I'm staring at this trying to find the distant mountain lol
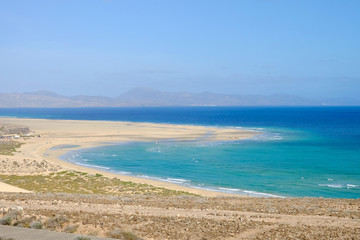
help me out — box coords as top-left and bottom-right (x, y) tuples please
(319, 97), (360, 106)
(117, 87), (321, 106)
(0, 88), (358, 107)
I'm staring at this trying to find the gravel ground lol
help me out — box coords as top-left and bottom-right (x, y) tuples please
(1, 192), (359, 240)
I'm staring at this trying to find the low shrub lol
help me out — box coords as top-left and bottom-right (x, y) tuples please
(107, 229), (143, 240)
(44, 215), (69, 230)
(0, 216), (12, 225)
(0, 237), (16, 240)
(5, 207), (23, 221)
(30, 220), (43, 229)
(14, 216), (36, 228)
(64, 224), (79, 233)
(73, 237), (91, 240)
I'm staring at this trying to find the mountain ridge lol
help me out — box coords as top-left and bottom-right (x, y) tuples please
(0, 88), (359, 108)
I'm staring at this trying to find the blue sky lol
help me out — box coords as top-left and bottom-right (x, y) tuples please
(1, 0), (359, 99)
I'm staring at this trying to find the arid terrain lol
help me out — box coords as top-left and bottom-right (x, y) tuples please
(1, 192), (359, 239)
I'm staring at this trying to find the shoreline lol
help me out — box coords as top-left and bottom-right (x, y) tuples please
(0, 117), (258, 197)
(1, 117), (359, 239)
(57, 143), (284, 198)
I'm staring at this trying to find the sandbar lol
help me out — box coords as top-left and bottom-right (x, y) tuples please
(0, 117), (257, 197)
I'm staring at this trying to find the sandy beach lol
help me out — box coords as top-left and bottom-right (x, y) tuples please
(0, 181), (31, 193)
(0, 117), (359, 239)
(0, 117), (256, 196)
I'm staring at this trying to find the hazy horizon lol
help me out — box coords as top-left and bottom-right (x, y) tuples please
(1, 1), (359, 99)
(1, 87), (360, 103)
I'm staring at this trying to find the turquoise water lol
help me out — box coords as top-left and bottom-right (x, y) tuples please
(62, 128), (359, 198)
(1, 107), (359, 198)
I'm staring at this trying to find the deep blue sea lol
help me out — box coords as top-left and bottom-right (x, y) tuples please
(1, 107), (359, 198)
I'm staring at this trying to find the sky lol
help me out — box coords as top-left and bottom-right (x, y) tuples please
(0, 0), (359, 99)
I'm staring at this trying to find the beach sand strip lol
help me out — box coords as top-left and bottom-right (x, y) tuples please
(0, 117), (257, 197)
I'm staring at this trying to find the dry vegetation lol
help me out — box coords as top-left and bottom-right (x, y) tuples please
(0, 170), (196, 197)
(0, 124), (29, 155)
(0, 141), (22, 156)
(0, 237), (15, 240)
(0, 193), (359, 240)
(0, 156), (359, 240)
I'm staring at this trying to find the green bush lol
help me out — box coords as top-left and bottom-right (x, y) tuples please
(0, 216), (13, 225)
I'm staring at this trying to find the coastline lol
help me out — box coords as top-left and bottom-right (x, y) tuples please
(0, 117), (258, 197)
(58, 145), (284, 198)
(1, 117), (360, 239)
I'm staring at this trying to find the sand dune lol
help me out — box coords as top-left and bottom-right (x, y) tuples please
(0, 181), (30, 193)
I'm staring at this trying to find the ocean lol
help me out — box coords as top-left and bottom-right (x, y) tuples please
(1, 107), (359, 198)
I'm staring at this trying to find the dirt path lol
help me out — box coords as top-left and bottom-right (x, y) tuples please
(0, 225), (114, 240)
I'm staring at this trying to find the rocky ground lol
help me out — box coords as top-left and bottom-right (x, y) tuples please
(0, 158), (61, 174)
(1, 192), (359, 240)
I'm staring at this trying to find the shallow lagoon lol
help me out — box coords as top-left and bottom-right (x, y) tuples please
(2, 107), (360, 198)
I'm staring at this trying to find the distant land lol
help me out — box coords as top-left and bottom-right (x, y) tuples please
(0, 88), (359, 108)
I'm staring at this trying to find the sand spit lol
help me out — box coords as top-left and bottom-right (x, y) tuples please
(0, 117), (256, 196)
